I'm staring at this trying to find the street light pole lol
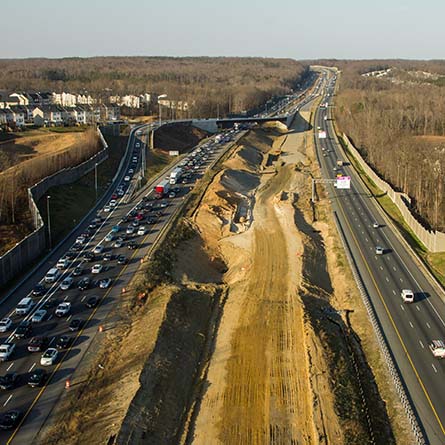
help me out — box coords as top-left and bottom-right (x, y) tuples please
(46, 195), (52, 250)
(94, 162), (98, 201)
(157, 94), (167, 126)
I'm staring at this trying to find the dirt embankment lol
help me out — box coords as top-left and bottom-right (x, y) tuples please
(154, 122), (209, 153)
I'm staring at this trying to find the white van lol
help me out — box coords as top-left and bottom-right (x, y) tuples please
(401, 289), (414, 303)
(45, 268), (60, 283)
(15, 297), (34, 316)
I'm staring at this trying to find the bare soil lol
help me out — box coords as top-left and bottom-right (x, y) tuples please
(40, 106), (406, 445)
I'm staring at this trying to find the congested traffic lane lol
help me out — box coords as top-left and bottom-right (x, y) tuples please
(314, 72), (445, 445)
(0, 129), (236, 444)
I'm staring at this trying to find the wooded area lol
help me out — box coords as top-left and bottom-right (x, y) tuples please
(0, 57), (308, 117)
(330, 60), (445, 232)
(0, 129), (99, 227)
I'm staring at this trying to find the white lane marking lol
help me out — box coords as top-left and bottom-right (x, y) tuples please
(81, 296), (86, 302)
(416, 306), (421, 311)
(49, 337), (55, 346)
(48, 315), (52, 321)
(365, 237), (368, 242)
(28, 363), (36, 372)
(426, 322), (431, 329)
(393, 266), (397, 271)
(400, 277), (403, 282)
(67, 315), (72, 322)
(409, 321), (414, 328)
(8, 311), (14, 318)
(385, 277), (389, 282)
(6, 363), (13, 371)
(432, 364), (438, 373)
(392, 290), (396, 295)
(3, 395), (12, 407)
(419, 340), (424, 349)
(400, 305), (405, 311)
(63, 295), (68, 301)
(380, 266), (383, 270)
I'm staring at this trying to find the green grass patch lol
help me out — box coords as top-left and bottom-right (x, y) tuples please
(41, 126), (88, 133)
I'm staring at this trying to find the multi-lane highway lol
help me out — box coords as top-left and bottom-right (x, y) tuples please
(314, 70), (445, 445)
(0, 124), (242, 444)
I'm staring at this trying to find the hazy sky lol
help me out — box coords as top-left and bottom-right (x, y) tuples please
(2, 0), (444, 59)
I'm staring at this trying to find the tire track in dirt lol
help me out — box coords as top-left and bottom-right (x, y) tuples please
(217, 165), (316, 445)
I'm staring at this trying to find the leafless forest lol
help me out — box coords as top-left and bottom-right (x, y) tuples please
(328, 60), (445, 231)
(0, 57), (308, 117)
(0, 129), (99, 226)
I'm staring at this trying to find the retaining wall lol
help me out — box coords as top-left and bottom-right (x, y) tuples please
(342, 134), (445, 253)
(0, 128), (109, 288)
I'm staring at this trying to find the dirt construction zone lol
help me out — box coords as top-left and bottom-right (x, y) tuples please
(45, 104), (404, 445)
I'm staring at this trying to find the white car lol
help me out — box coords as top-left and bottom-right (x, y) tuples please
(128, 169), (134, 175)
(93, 245), (104, 255)
(76, 235), (86, 245)
(103, 206), (111, 213)
(55, 302), (71, 317)
(109, 200), (117, 207)
(91, 264), (103, 274)
(372, 222), (379, 229)
(56, 258), (70, 269)
(0, 318), (12, 333)
(60, 277), (74, 291)
(0, 343), (15, 361)
(31, 309), (47, 323)
(99, 278), (112, 289)
(126, 226), (135, 235)
(137, 226), (146, 236)
(401, 289), (414, 303)
(375, 246), (384, 255)
(135, 142), (141, 148)
(40, 348), (58, 366)
(429, 340), (445, 359)
(124, 176), (130, 182)
(105, 233), (115, 242)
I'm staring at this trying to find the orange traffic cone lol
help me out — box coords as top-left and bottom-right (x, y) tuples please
(65, 379), (70, 389)
(98, 325), (104, 333)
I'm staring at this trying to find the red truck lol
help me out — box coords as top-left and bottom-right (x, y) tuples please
(154, 179), (170, 198)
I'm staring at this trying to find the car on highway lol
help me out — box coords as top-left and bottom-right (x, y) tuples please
(55, 302), (71, 317)
(0, 373), (18, 390)
(117, 255), (127, 265)
(15, 297), (34, 316)
(137, 226), (146, 236)
(103, 253), (113, 262)
(126, 225), (135, 235)
(128, 241), (137, 250)
(56, 258), (70, 269)
(0, 318), (12, 333)
(372, 222), (379, 229)
(55, 335), (72, 350)
(93, 245), (104, 255)
(31, 309), (47, 323)
(60, 276), (74, 291)
(109, 199), (117, 207)
(78, 277), (91, 291)
(401, 289), (415, 303)
(40, 348), (58, 366)
(73, 266), (83, 277)
(69, 319), (83, 332)
(103, 205), (111, 212)
(91, 264), (103, 274)
(85, 296), (99, 308)
(32, 284), (47, 296)
(168, 191), (176, 198)
(375, 246), (384, 255)
(28, 336), (49, 353)
(124, 175), (130, 182)
(0, 343), (15, 361)
(83, 252), (95, 262)
(135, 142), (140, 148)
(14, 321), (32, 339)
(0, 410), (21, 430)
(111, 225), (121, 233)
(159, 201), (168, 208)
(113, 239), (124, 248)
(105, 233), (115, 242)
(429, 340), (445, 358)
(99, 278), (112, 289)
(27, 369), (47, 387)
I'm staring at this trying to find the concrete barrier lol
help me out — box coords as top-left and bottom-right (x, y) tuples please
(342, 134), (445, 253)
(0, 128), (109, 288)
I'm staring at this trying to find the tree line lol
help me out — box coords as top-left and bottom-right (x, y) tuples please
(0, 129), (99, 226)
(330, 60), (445, 231)
(0, 57), (308, 118)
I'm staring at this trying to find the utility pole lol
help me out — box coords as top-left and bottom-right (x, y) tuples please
(94, 162), (98, 201)
(46, 195), (52, 250)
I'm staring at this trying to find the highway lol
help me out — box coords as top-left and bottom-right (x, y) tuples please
(0, 123), (240, 444)
(314, 70), (445, 445)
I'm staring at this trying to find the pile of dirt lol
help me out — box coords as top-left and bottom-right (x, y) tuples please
(154, 122), (209, 153)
